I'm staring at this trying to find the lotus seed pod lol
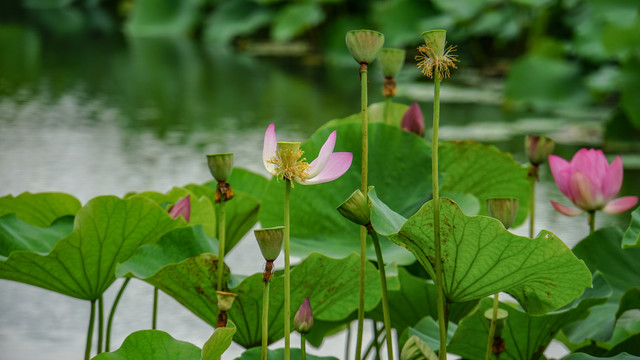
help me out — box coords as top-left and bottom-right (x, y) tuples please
(254, 226), (284, 261)
(207, 153), (234, 182)
(525, 134), (555, 166)
(337, 189), (371, 226)
(345, 30), (385, 64)
(484, 307), (509, 337)
(421, 29), (447, 58)
(216, 290), (238, 312)
(487, 198), (519, 229)
(379, 48), (406, 78)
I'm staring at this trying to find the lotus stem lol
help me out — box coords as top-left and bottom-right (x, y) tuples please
(284, 179), (292, 360)
(588, 210), (595, 235)
(261, 280), (270, 360)
(529, 168), (536, 238)
(362, 323), (386, 360)
(301, 334), (307, 360)
(152, 287), (158, 329)
(97, 295), (104, 353)
(432, 69), (447, 360)
(85, 300), (96, 360)
(369, 229), (394, 360)
(217, 197), (227, 291)
(356, 62), (369, 360)
(485, 294), (500, 360)
(106, 277), (131, 351)
(345, 326), (351, 360)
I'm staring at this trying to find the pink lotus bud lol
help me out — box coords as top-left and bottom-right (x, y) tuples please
(168, 195), (190, 223)
(401, 102), (424, 137)
(294, 297), (314, 334)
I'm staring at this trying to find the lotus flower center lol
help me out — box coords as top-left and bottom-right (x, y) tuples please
(268, 148), (310, 183)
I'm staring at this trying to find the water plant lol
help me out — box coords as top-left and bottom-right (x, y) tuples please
(262, 123), (352, 360)
(294, 297), (314, 360)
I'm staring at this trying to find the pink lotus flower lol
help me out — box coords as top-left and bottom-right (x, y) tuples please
(263, 123), (352, 185)
(401, 102), (424, 137)
(549, 148), (638, 216)
(168, 195), (191, 223)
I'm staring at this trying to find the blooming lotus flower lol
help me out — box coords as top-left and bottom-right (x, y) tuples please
(549, 148), (638, 216)
(401, 102), (425, 137)
(263, 123), (353, 185)
(168, 195), (191, 223)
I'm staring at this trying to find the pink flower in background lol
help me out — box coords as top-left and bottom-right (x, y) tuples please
(168, 195), (191, 223)
(549, 148), (638, 216)
(401, 102), (424, 137)
(263, 123), (352, 185)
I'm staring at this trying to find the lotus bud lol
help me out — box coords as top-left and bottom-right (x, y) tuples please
(525, 135), (554, 166)
(379, 48), (406, 78)
(345, 30), (384, 65)
(484, 307), (509, 337)
(168, 195), (191, 223)
(337, 189), (371, 226)
(215, 290), (238, 312)
(294, 297), (314, 334)
(401, 102), (425, 137)
(254, 226), (284, 262)
(421, 29), (447, 58)
(487, 198), (519, 229)
(207, 153), (234, 182)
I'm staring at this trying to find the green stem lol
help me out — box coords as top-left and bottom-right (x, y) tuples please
(106, 277), (131, 351)
(370, 230), (394, 360)
(588, 210), (595, 235)
(345, 325), (351, 360)
(356, 63), (369, 360)
(152, 287), (158, 330)
(284, 179), (292, 360)
(301, 334), (307, 360)
(529, 168), (536, 238)
(85, 300), (96, 360)
(432, 70), (447, 360)
(384, 96), (392, 125)
(485, 293), (500, 360)
(362, 323), (386, 360)
(262, 280), (271, 360)
(373, 321), (381, 360)
(97, 296), (104, 353)
(217, 197), (227, 291)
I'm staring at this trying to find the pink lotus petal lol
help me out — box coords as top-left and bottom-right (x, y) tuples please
(263, 123), (278, 175)
(601, 156), (623, 201)
(299, 152), (352, 185)
(572, 149), (606, 190)
(401, 102), (425, 137)
(169, 195), (191, 223)
(551, 200), (584, 217)
(602, 196), (638, 214)
(568, 171), (600, 210)
(549, 154), (572, 198)
(308, 131), (337, 178)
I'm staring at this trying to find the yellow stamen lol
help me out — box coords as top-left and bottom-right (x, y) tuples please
(416, 43), (459, 80)
(267, 148), (310, 185)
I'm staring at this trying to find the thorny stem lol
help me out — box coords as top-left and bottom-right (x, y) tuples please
(485, 293), (500, 360)
(432, 69), (447, 360)
(106, 277), (131, 351)
(97, 296), (104, 354)
(152, 287), (158, 330)
(284, 179), (292, 360)
(217, 196), (227, 291)
(369, 229), (394, 360)
(588, 210), (595, 235)
(529, 166), (536, 238)
(356, 62), (369, 360)
(262, 280), (271, 360)
(85, 300), (96, 360)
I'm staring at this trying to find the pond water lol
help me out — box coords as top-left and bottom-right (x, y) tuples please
(1, 20), (639, 360)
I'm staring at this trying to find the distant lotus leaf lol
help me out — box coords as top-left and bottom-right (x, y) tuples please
(0, 192), (81, 227)
(0, 196), (178, 300)
(374, 197), (592, 315)
(91, 330), (201, 360)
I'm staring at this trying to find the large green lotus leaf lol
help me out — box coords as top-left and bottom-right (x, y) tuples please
(0, 196), (178, 300)
(0, 214), (74, 260)
(321, 102), (411, 129)
(260, 122), (430, 265)
(0, 192), (81, 227)
(124, 0), (202, 36)
(91, 330), (201, 360)
(399, 316), (458, 352)
(381, 198), (592, 314)
(622, 207), (640, 248)
(236, 347), (338, 360)
(438, 141), (530, 226)
(564, 228), (640, 343)
(230, 252), (382, 348)
(202, 321), (237, 360)
(448, 292), (608, 360)
(564, 353), (640, 360)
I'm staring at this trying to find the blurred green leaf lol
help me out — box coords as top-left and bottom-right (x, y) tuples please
(203, 1), (274, 45)
(125, 0), (203, 36)
(271, 3), (325, 42)
(622, 207), (640, 248)
(92, 330), (201, 360)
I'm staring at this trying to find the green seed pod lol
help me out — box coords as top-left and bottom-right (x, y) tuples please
(337, 189), (371, 226)
(216, 290), (238, 312)
(525, 134), (555, 166)
(484, 307), (509, 337)
(254, 226), (285, 261)
(207, 153), (234, 182)
(345, 29), (385, 64)
(421, 29), (447, 58)
(379, 48), (406, 78)
(487, 198), (519, 229)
